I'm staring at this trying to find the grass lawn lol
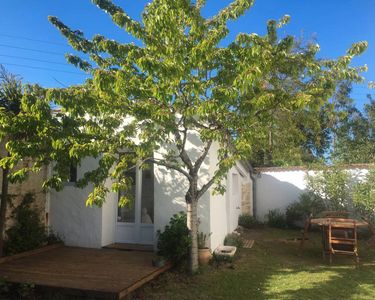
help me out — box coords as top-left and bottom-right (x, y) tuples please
(132, 228), (375, 300)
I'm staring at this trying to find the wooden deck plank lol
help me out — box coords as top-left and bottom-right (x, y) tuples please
(103, 243), (154, 252)
(0, 246), (170, 298)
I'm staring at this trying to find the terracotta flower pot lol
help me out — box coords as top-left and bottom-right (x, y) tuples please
(198, 248), (212, 265)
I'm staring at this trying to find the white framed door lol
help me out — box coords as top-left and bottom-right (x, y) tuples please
(115, 163), (154, 245)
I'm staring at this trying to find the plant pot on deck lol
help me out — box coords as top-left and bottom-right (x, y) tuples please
(198, 248), (212, 265)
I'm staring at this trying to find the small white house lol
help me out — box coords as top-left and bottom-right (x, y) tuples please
(47, 139), (253, 251)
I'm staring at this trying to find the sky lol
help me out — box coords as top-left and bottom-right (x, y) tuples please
(0, 0), (374, 108)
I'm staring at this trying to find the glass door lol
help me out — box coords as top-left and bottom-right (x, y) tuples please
(116, 162), (154, 245)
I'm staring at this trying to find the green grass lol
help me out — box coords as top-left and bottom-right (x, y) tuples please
(132, 228), (375, 300)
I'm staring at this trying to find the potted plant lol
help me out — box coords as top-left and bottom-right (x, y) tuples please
(198, 232), (212, 265)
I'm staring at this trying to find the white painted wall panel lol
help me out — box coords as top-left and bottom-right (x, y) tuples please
(49, 157), (103, 248)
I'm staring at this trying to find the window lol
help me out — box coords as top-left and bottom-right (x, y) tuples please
(69, 163), (77, 183)
(117, 167), (137, 223)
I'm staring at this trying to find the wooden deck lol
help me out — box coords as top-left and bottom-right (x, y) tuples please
(0, 245), (171, 299)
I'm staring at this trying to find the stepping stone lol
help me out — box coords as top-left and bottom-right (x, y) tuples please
(243, 239), (254, 248)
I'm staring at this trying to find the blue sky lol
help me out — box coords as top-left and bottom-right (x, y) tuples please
(0, 0), (374, 108)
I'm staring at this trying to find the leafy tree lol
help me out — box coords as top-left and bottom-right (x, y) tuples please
(331, 81), (374, 163)
(250, 102), (333, 167)
(0, 68), (61, 256)
(5, 0), (367, 271)
(0, 65), (23, 257)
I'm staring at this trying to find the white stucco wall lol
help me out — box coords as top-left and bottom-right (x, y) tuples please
(255, 167), (369, 221)
(101, 176), (117, 246)
(49, 157), (103, 248)
(209, 141), (252, 250)
(49, 131), (252, 251)
(153, 130), (211, 248)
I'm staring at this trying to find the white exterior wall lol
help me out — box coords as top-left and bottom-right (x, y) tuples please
(49, 157), (103, 248)
(209, 141), (252, 250)
(153, 130), (211, 247)
(101, 176), (117, 246)
(49, 132), (252, 250)
(256, 167), (369, 221)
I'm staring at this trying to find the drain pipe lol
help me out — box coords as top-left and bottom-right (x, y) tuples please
(248, 164), (257, 219)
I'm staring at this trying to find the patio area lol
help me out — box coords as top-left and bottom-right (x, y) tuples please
(0, 244), (171, 299)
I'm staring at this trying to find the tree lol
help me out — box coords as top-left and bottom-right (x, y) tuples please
(0, 68), (62, 257)
(331, 81), (374, 163)
(6, 0), (367, 271)
(249, 38), (335, 167)
(0, 65), (23, 256)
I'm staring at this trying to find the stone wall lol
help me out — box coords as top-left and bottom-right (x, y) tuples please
(0, 151), (48, 232)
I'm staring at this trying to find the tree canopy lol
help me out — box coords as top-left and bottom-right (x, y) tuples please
(2, 0), (368, 270)
(331, 82), (375, 164)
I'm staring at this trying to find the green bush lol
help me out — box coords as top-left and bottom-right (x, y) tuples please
(224, 233), (243, 248)
(157, 212), (191, 264)
(306, 167), (351, 210)
(0, 281), (36, 300)
(353, 168), (375, 223)
(267, 209), (287, 228)
(286, 192), (326, 228)
(4, 193), (47, 256)
(238, 214), (259, 228)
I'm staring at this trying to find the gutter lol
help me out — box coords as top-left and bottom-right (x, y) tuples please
(248, 164), (257, 218)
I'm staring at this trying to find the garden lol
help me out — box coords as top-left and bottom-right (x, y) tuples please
(132, 227), (375, 300)
(131, 165), (375, 300)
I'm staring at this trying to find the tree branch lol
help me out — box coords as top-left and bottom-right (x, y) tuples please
(149, 158), (192, 181)
(193, 140), (212, 174)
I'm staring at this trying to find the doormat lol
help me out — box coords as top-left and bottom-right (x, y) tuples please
(243, 239), (254, 249)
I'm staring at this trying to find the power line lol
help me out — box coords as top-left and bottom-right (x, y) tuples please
(0, 62), (88, 76)
(0, 54), (68, 66)
(0, 44), (66, 56)
(0, 33), (67, 46)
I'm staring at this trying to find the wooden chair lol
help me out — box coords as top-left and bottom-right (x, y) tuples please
(322, 218), (359, 266)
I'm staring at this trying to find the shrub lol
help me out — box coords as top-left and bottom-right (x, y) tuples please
(267, 209), (287, 228)
(45, 229), (63, 245)
(0, 281), (36, 300)
(306, 167), (351, 210)
(157, 212), (191, 264)
(286, 192), (326, 228)
(224, 233), (243, 248)
(4, 193), (47, 256)
(353, 168), (375, 223)
(238, 214), (259, 228)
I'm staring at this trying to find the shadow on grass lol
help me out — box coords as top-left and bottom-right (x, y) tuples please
(132, 228), (375, 300)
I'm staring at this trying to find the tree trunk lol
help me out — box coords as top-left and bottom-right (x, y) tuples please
(187, 199), (198, 272)
(0, 166), (9, 257)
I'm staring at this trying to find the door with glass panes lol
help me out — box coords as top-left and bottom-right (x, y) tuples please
(115, 162), (154, 244)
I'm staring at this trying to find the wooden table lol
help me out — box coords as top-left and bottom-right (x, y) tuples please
(299, 217), (369, 251)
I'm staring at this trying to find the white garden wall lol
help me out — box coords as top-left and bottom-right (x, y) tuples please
(255, 166), (370, 221)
